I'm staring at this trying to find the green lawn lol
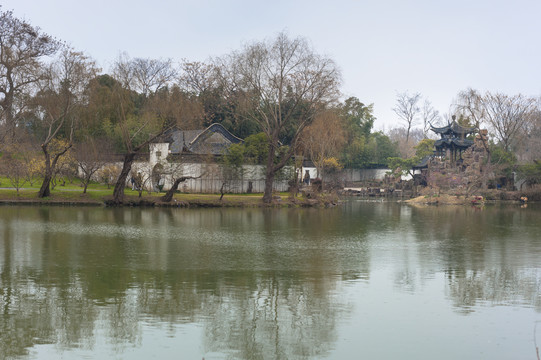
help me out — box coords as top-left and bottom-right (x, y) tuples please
(0, 176), (293, 206)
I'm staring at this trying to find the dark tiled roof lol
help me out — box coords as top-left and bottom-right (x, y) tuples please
(413, 155), (431, 169)
(434, 138), (474, 149)
(431, 121), (475, 137)
(161, 123), (243, 155)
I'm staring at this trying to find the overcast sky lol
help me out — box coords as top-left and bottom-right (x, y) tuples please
(3, 0), (541, 131)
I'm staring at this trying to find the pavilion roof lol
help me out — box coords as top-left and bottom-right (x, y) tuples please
(431, 121), (475, 137)
(412, 155), (432, 169)
(434, 137), (474, 150)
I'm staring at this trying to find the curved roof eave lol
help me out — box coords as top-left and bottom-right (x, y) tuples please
(430, 120), (476, 135)
(188, 123), (244, 147)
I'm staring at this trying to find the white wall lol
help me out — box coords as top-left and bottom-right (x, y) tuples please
(137, 161), (289, 193)
(84, 143), (407, 194)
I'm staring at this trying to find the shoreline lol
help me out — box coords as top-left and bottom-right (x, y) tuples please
(0, 193), (340, 208)
(0, 187), (535, 208)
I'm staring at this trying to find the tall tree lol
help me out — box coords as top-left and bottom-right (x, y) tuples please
(112, 54), (176, 96)
(32, 48), (99, 197)
(337, 97), (377, 168)
(388, 127), (425, 158)
(179, 61), (217, 95)
(452, 88), (490, 161)
(453, 89), (537, 156)
(517, 102), (541, 162)
(75, 137), (113, 194)
(108, 83), (163, 204)
(482, 92), (535, 152)
(144, 85), (203, 131)
(0, 9), (60, 141)
(421, 99), (440, 137)
(339, 97), (375, 139)
(301, 110), (345, 177)
(367, 131), (399, 167)
(392, 91), (421, 143)
(217, 32), (341, 203)
(109, 56), (202, 204)
(179, 60), (257, 138)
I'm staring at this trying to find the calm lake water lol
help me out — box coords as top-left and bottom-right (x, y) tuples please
(0, 201), (540, 360)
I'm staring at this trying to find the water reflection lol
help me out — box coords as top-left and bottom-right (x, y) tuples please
(0, 202), (540, 359)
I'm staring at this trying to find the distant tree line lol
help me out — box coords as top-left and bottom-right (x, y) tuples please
(0, 9), (401, 203)
(2, 8), (540, 203)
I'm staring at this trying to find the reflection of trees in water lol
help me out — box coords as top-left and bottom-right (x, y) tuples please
(0, 206), (367, 358)
(202, 274), (347, 359)
(134, 271), (349, 359)
(445, 268), (541, 313)
(409, 205), (541, 269)
(0, 268), (98, 357)
(397, 205), (541, 311)
(0, 268), (350, 359)
(4, 203), (538, 357)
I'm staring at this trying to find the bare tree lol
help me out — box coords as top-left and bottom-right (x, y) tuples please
(179, 61), (217, 94)
(392, 91), (421, 143)
(160, 161), (204, 202)
(112, 53), (177, 96)
(453, 88), (486, 136)
(3, 159), (27, 194)
(33, 48), (99, 197)
(454, 89), (537, 154)
(216, 32), (341, 203)
(388, 127), (425, 158)
(0, 10), (60, 141)
(0, 141), (32, 195)
(75, 138), (112, 193)
(110, 52), (133, 90)
(517, 101), (541, 162)
(49, 143), (77, 189)
(482, 92), (536, 152)
(421, 99), (440, 137)
(130, 163), (155, 198)
(98, 164), (120, 189)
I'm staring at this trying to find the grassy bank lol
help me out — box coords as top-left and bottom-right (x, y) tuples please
(0, 178), (333, 207)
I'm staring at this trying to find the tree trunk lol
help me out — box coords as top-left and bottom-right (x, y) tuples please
(112, 153), (136, 204)
(38, 172), (53, 198)
(2, 92), (16, 140)
(161, 176), (191, 202)
(262, 140), (278, 203)
(262, 167), (276, 203)
(82, 174), (90, 194)
(38, 142), (72, 198)
(220, 182), (226, 201)
(406, 125), (411, 144)
(38, 149), (52, 198)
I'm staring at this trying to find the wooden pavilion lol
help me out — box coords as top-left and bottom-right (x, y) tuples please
(431, 120), (475, 164)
